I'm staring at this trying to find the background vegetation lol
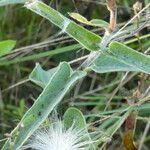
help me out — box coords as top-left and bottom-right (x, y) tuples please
(0, 0), (150, 149)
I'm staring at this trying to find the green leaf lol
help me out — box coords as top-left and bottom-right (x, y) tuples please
(68, 12), (90, 25)
(90, 19), (109, 28)
(25, 0), (101, 51)
(64, 107), (87, 130)
(64, 107), (95, 150)
(25, 1), (149, 75)
(0, 40), (16, 57)
(91, 42), (150, 74)
(2, 62), (86, 150)
(29, 63), (57, 88)
(109, 42), (150, 74)
(91, 52), (139, 73)
(0, 0), (26, 6)
(69, 12), (108, 29)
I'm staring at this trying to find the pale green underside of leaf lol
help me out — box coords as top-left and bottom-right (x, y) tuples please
(91, 52), (140, 73)
(2, 62), (86, 150)
(109, 42), (150, 74)
(0, 0), (26, 6)
(0, 40), (16, 57)
(25, 1), (101, 51)
(91, 42), (150, 74)
(29, 63), (58, 88)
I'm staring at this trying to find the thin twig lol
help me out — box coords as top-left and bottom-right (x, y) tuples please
(135, 95), (150, 106)
(138, 122), (150, 150)
(104, 72), (129, 111)
(117, 3), (150, 33)
(114, 20), (149, 42)
(2, 78), (30, 92)
(0, 88), (3, 109)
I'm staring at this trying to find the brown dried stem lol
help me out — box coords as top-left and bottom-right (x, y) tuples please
(107, 0), (117, 32)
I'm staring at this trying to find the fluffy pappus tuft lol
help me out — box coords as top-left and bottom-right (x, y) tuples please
(22, 121), (93, 150)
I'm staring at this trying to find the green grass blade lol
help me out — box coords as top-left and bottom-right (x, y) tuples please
(86, 103), (150, 118)
(0, 44), (81, 66)
(25, 0), (101, 51)
(97, 109), (131, 145)
(0, 0), (26, 6)
(2, 62), (86, 150)
(109, 42), (150, 74)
